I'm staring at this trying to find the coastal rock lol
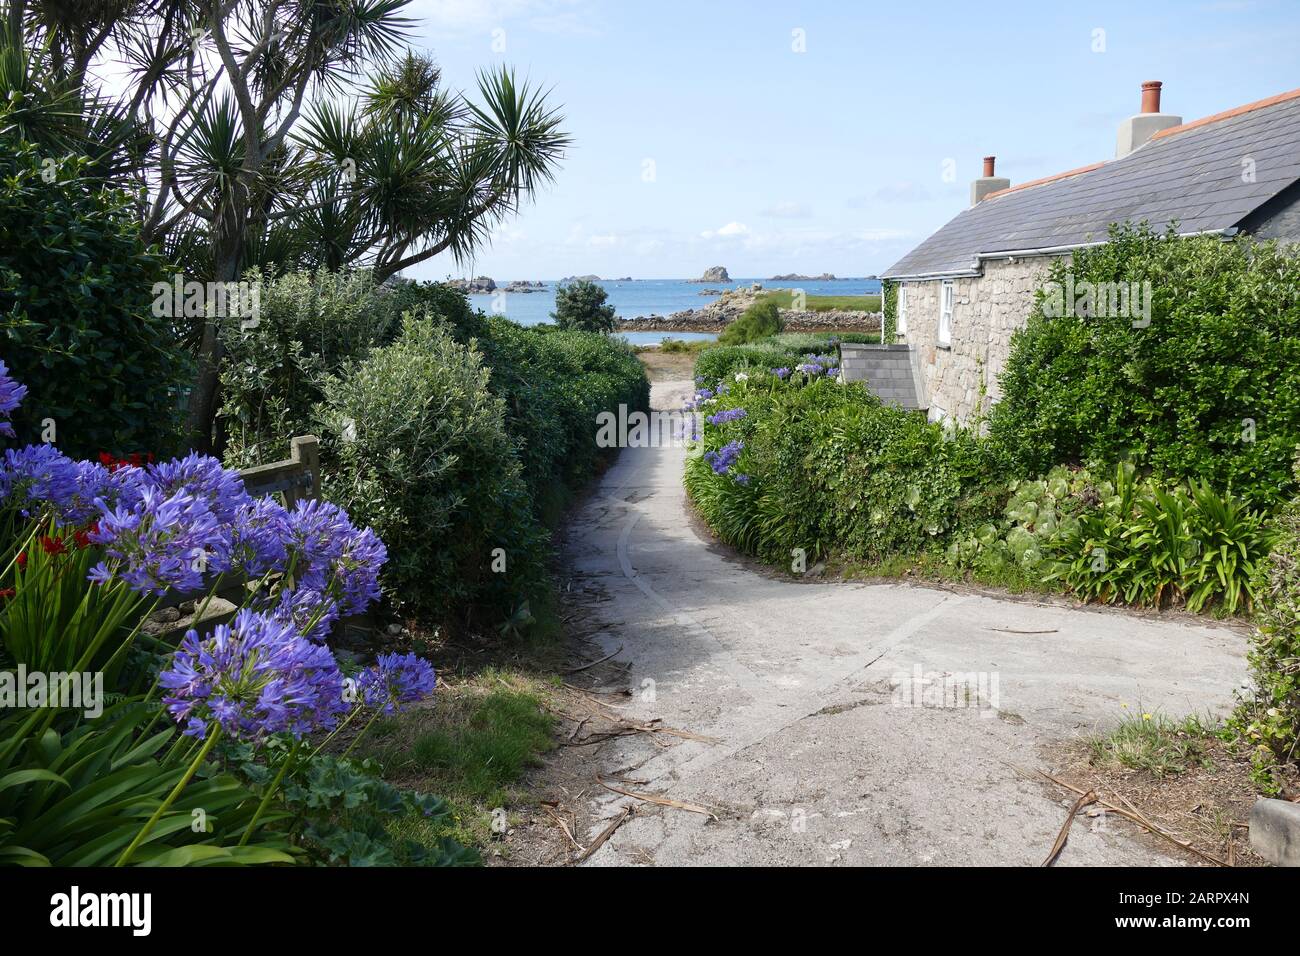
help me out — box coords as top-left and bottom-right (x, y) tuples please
(770, 272), (838, 281)
(501, 280), (546, 293)
(561, 274), (602, 283)
(691, 266), (731, 283)
(447, 276), (497, 293)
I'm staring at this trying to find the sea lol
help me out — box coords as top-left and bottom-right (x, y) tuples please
(467, 277), (883, 346)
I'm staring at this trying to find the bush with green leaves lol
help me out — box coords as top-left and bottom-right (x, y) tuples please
(316, 316), (546, 623)
(220, 268), (412, 466)
(551, 279), (616, 333)
(470, 317), (648, 513)
(988, 224), (1300, 504)
(0, 134), (189, 458)
(947, 463), (1272, 614)
(1230, 459), (1300, 792)
(718, 300), (783, 345)
(684, 370), (997, 565)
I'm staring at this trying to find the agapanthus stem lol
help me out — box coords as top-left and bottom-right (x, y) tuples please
(239, 738), (300, 847)
(341, 707), (384, 758)
(306, 703), (363, 761)
(115, 727), (221, 867)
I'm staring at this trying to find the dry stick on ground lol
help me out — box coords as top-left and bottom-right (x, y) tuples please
(987, 628), (1060, 635)
(1028, 768), (1229, 867)
(597, 777), (719, 820)
(542, 806), (583, 857)
(1042, 790), (1098, 866)
(573, 807), (633, 864)
(566, 645), (625, 674)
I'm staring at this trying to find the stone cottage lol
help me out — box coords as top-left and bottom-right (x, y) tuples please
(846, 81), (1300, 424)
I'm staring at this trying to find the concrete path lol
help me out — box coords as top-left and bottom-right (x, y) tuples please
(560, 379), (1249, 866)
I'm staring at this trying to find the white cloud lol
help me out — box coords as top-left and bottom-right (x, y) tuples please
(701, 221), (750, 239)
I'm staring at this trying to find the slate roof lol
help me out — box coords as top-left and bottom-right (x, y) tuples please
(882, 89), (1300, 279)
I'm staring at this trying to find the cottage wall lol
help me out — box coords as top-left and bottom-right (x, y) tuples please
(897, 256), (1061, 423)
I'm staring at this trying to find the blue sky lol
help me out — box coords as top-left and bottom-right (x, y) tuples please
(404, 0), (1300, 281)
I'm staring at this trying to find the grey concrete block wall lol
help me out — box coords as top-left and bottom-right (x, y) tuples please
(839, 344), (924, 411)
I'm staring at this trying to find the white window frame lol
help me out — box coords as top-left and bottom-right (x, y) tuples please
(938, 280), (954, 347)
(896, 283), (908, 335)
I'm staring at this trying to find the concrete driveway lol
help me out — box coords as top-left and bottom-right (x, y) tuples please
(558, 379), (1249, 866)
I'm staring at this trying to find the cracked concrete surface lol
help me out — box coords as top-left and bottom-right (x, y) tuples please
(558, 379), (1250, 866)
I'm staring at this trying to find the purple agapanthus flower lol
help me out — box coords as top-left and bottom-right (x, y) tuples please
(357, 652), (436, 715)
(0, 444), (79, 518)
(796, 362), (824, 376)
(284, 499), (386, 615)
(704, 440), (744, 476)
(230, 497), (291, 578)
(733, 473), (751, 485)
(264, 585), (341, 643)
(88, 485), (228, 595)
(706, 407), (747, 426)
(0, 360), (27, 438)
(772, 367), (791, 380)
(147, 453), (251, 524)
(160, 608), (348, 741)
(826, 367), (841, 378)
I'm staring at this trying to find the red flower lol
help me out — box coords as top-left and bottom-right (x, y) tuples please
(40, 536), (67, 556)
(16, 553), (26, 570)
(74, 528), (92, 550)
(0, 588), (13, 601)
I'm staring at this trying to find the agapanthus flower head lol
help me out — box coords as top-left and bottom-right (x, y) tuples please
(796, 362), (824, 376)
(230, 497), (291, 578)
(264, 585), (340, 643)
(826, 367), (841, 379)
(88, 485), (228, 595)
(734, 372), (749, 383)
(0, 360), (27, 438)
(285, 499), (386, 616)
(358, 652), (436, 715)
(706, 407), (747, 426)
(147, 453), (251, 524)
(772, 367), (791, 380)
(1, 444), (79, 518)
(733, 473), (751, 485)
(160, 608), (348, 741)
(704, 439), (744, 476)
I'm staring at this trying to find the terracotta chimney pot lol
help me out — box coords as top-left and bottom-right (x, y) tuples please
(1141, 81), (1163, 114)
(982, 156), (996, 177)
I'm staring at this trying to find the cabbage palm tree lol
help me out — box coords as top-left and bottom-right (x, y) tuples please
(2, 0), (570, 449)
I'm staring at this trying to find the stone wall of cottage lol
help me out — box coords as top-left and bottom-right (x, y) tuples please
(897, 256), (1063, 424)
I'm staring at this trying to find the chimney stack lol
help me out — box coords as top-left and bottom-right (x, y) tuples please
(1116, 80), (1181, 158)
(971, 155), (1010, 206)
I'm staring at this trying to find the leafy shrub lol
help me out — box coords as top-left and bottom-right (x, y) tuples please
(1230, 459), (1300, 792)
(719, 300), (783, 345)
(220, 268), (410, 466)
(685, 370), (997, 565)
(316, 316), (546, 623)
(552, 279), (616, 333)
(948, 463), (1273, 613)
(471, 318), (648, 511)
(694, 343), (805, 383)
(0, 135), (189, 458)
(988, 224), (1300, 504)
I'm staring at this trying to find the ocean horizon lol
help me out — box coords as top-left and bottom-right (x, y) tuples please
(466, 277), (883, 336)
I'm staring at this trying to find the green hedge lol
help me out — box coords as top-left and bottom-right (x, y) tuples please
(1231, 458), (1300, 792)
(317, 317), (546, 623)
(988, 224), (1300, 505)
(0, 135), (189, 457)
(684, 371), (997, 564)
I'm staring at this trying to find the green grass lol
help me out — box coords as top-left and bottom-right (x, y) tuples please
(1088, 712), (1219, 776)
(757, 291), (881, 313)
(362, 672), (557, 851)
